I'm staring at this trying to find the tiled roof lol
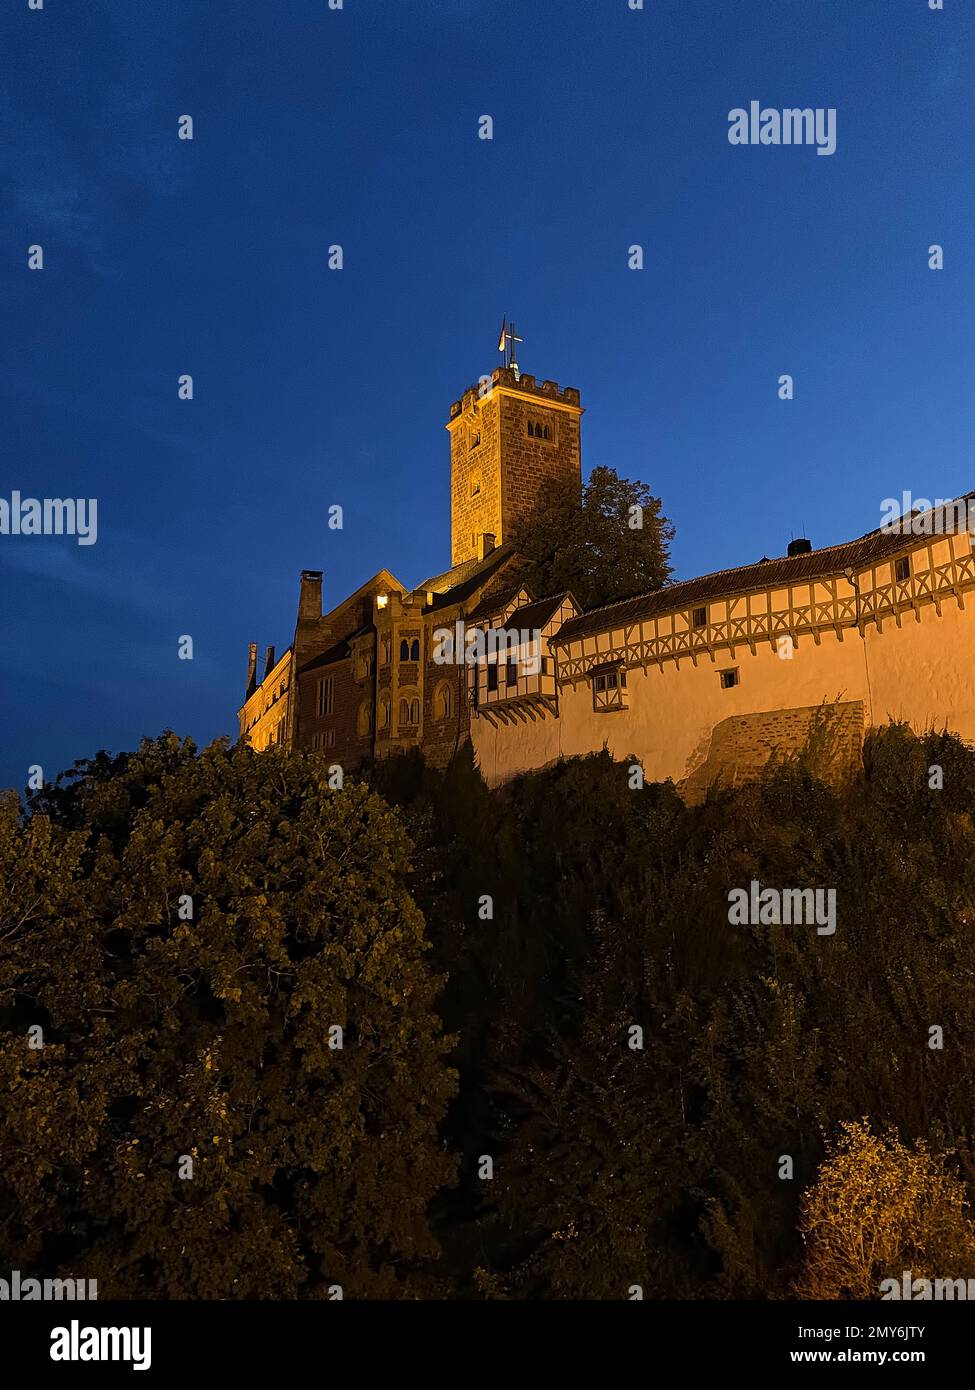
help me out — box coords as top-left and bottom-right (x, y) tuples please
(504, 593), (570, 632)
(298, 638), (352, 673)
(554, 514), (955, 646)
(466, 582), (530, 623)
(414, 555), (485, 596)
(423, 542), (516, 612)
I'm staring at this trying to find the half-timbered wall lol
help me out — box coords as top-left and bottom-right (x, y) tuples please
(472, 529), (975, 791)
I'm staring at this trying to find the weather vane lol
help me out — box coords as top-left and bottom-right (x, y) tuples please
(497, 318), (523, 370)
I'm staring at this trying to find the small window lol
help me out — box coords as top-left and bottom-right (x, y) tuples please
(692, 606), (707, 630)
(381, 636), (391, 666)
(436, 682), (452, 720)
(410, 698), (420, 724)
(399, 698), (410, 725)
(719, 668), (739, 689)
(470, 430), (480, 450)
(317, 676), (333, 717)
(895, 556), (911, 582)
(487, 664), (498, 692)
(410, 638), (420, 661)
(591, 666), (626, 712)
(471, 479), (481, 497)
(324, 728), (336, 748)
(506, 661), (518, 688)
(379, 696), (390, 729)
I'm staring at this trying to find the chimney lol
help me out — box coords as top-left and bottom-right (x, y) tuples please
(264, 644), (276, 678)
(246, 642), (258, 698)
(478, 532), (496, 560)
(787, 538), (812, 557)
(298, 570), (323, 622)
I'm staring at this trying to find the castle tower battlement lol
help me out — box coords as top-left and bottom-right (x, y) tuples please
(446, 365), (583, 567)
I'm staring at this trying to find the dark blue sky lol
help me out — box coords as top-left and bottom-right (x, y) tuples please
(2, 0), (973, 791)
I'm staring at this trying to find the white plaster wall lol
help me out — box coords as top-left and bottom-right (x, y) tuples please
(472, 603), (975, 787)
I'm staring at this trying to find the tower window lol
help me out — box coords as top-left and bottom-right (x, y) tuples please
(399, 639), (410, 661)
(471, 479), (481, 497)
(469, 429), (480, 450)
(410, 638), (420, 661)
(317, 676), (334, 717)
(719, 668), (740, 690)
(528, 419), (553, 441)
(895, 556), (911, 582)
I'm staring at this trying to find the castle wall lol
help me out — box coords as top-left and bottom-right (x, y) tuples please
(471, 529), (975, 793)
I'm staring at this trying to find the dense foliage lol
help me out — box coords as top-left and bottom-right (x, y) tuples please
(508, 464), (674, 608)
(0, 737), (455, 1298)
(4, 721), (975, 1298)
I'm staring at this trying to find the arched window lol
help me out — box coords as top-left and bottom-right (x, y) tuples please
(543, 424), (551, 440)
(410, 698), (420, 725)
(435, 681), (452, 720)
(399, 639), (410, 661)
(381, 636), (391, 666)
(410, 638), (420, 661)
(357, 700), (373, 736)
(378, 695), (390, 729)
(399, 698), (410, 725)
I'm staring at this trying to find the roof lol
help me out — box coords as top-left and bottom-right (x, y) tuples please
(423, 542), (517, 612)
(414, 555), (485, 596)
(466, 582), (530, 623)
(504, 592), (571, 632)
(554, 511), (957, 646)
(298, 638), (352, 673)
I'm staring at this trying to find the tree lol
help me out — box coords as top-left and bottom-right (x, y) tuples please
(0, 735), (456, 1298)
(793, 1120), (975, 1299)
(508, 465), (674, 608)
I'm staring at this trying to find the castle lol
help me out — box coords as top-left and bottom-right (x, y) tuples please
(239, 348), (975, 797)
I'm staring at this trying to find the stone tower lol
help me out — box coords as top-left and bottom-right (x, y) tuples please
(446, 365), (583, 567)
